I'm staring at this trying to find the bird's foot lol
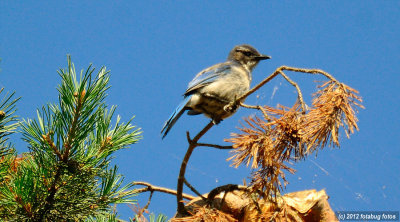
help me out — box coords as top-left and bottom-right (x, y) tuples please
(224, 101), (238, 113)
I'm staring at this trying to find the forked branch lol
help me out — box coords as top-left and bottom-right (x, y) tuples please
(175, 65), (360, 218)
(177, 121), (214, 215)
(237, 65), (339, 103)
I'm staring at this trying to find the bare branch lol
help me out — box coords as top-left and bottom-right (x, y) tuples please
(196, 143), (233, 150)
(240, 103), (271, 120)
(278, 70), (306, 113)
(236, 66), (339, 104)
(177, 121), (215, 215)
(237, 69), (281, 102)
(143, 190), (154, 212)
(184, 178), (207, 201)
(280, 66), (339, 83)
(133, 181), (195, 200)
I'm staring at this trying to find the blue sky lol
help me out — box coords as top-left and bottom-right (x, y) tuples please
(1, 0), (399, 219)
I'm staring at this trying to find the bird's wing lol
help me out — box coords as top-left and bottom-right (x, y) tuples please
(184, 63), (232, 96)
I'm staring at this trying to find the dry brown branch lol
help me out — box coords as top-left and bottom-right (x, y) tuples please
(236, 66), (339, 103)
(280, 66), (339, 84)
(195, 143), (233, 150)
(239, 103), (271, 120)
(177, 121), (215, 215)
(133, 182), (195, 200)
(278, 70), (306, 113)
(184, 179), (207, 201)
(225, 67), (362, 200)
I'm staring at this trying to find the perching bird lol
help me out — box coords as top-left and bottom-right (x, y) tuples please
(161, 44), (270, 138)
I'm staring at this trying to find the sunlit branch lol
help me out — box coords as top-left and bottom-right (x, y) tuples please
(240, 103), (271, 120)
(134, 181), (195, 200)
(236, 66), (339, 104)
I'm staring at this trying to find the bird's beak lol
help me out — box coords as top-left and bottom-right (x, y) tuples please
(255, 55), (271, 60)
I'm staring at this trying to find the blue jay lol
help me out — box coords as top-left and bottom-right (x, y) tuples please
(161, 44), (270, 138)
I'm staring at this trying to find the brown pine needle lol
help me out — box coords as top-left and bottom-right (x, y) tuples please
(226, 79), (363, 200)
(303, 81), (364, 152)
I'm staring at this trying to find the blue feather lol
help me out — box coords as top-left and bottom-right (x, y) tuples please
(161, 96), (192, 138)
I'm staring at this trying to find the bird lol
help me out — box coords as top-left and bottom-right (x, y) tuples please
(161, 44), (271, 138)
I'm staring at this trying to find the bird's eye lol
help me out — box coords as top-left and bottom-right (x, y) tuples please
(243, 51), (252, 57)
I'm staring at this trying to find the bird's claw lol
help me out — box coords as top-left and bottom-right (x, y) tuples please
(224, 102), (237, 113)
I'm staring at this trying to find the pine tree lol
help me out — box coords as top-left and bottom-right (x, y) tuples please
(0, 56), (141, 221)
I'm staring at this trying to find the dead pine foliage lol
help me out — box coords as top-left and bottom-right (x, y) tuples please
(226, 78), (363, 199)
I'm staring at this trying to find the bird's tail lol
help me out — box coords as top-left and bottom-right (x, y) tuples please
(161, 96), (191, 139)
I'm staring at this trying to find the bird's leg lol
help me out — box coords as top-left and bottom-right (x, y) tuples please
(224, 96), (239, 113)
(212, 118), (222, 125)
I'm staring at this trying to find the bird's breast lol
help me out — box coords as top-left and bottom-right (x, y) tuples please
(187, 67), (251, 121)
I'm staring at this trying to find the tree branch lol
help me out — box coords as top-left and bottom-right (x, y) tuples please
(236, 66), (339, 104)
(37, 166), (62, 222)
(240, 103), (271, 120)
(63, 90), (85, 162)
(133, 181), (195, 200)
(177, 121), (215, 215)
(278, 70), (306, 113)
(37, 91), (86, 221)
(196, 143), (233, 150)
(184, 178), (207, 201)
(42, 133), (63, 161)
(280, 66), (339, 84)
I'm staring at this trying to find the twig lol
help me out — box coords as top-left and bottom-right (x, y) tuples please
(184, 179), (207, 201)
(142, 190), (154, 212)
(278, 70), (306, 113)
(133, 181), (195, 200)
(240, 103), (271, 120)
(237, 68), (281, 102)
(63, 90), (85, 162)
(196, 143), (233, 150)
(236, 66), (339, 103)
(186, 131), (193, 145)
(177, 121), (215, 215)
(187, 131), (232, 149)
(280, 66), (339, 84)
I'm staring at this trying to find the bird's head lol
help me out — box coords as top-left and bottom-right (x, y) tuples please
(228, 44), (271, 71)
